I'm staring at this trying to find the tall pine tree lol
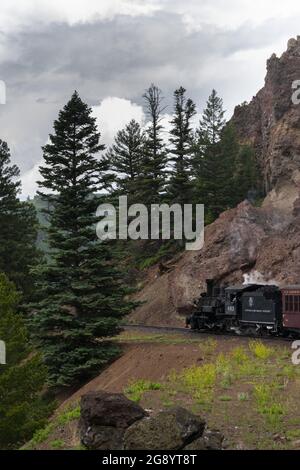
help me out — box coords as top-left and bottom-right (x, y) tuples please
(167, 87), (196, 206)
(193, 89), (227, 221)
(105, 119), (144, 204)
(32, 92), (132, 388)
(0, 140), (40, 299)
(139, 84), (167, 205)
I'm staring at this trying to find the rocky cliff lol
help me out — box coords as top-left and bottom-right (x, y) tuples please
(232, 36), (300, 213)
(128, 38), (300, 327)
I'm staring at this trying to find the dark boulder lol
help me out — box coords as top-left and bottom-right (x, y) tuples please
(79, 391), (147, 450)
(184, 430), (224, 450)
(124, 407), (205, 450)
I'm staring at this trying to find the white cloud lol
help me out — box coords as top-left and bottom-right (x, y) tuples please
(2, 0), (300, 34)
(93, 97), (145, 147)
(0, 0), (160, 33)
(156, 0), (300, 30)
(20, 160), (42, 199)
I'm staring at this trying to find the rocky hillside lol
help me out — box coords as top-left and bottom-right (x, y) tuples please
(232, 36), (300, 212)
(129, 37), (300, 327)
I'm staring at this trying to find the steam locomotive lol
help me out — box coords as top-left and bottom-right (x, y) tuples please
(186, 280), (300, 337)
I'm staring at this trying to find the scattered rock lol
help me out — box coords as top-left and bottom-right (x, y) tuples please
(184, 430), (224, 450)
(124, 407), (205, 450)
(291, 439), (300, 449)
(79, 392), (224, 451)
(81, 425), (124, 450)
(80, 391), (147, 428)
(79, 391), (147, 450)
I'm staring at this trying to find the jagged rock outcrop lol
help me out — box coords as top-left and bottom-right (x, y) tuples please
(232, 36), (300, 212)
(79, 392), (223, 450)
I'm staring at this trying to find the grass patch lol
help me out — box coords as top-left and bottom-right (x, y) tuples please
(24, 423), (54, 448)
(125, 379), (162, 403)
(199, 338), (218, 356)
(219, 395), (232, 402)
(238, 392), (249, 402)
(249, 340), (273, 360)
(23, 402), (81, 449)
(50, 439), (65, 450)
(286, 429), (300, 440)
(253, 383), (285, 428)
(114, 331), (201, 345)
(56, 405), (81, 426)
(170, 364), (217, 405)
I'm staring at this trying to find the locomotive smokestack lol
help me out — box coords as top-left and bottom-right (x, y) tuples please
(206, 279), (214, 297)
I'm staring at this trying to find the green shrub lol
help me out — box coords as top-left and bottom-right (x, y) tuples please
(249, 341), (273, 360)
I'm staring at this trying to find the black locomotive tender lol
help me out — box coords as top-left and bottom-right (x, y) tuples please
(186, 280), (300, 337)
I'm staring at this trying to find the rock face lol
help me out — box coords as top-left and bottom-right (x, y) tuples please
(124, 407), (205, 450)
(79, 391), (147, 450)
(231, 37), (300, 208)
(79, 392), (223, 450)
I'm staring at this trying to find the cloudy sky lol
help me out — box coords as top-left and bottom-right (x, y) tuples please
(0, 0), (300, 197)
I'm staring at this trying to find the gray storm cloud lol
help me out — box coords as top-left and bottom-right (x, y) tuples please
(0, 1), (300, 196)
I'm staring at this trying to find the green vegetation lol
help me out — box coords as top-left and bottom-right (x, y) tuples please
(113, 331), (203, 345)
(199, 337), (218, 356)
(23, 402), (80, 450)
(167, 87), (196, 207)
(30, 92), (133, 388)
(192, 90), (261, 221)
(125, 379), (162, 403)
(0, 140), (40, 299)
(0, 274), (53, 449)
(249, 340), (273, 360)
(122, 335), (300, 449)
(0, 84), (263, 449)
(50, 439), (65, 449)
(56, 405), (81, 426)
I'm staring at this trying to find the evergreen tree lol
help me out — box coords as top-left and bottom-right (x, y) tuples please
(105, 119), (145, 203)
(196, 89), (226, 147)
(32, 92), (132, 387)
(193, 90), (227, 221)
(213, 124), (240, 214)
(0, 273), (52, 449)
(140, 84), (167, 205)
(0, 140), (40, 299)
(167, 87), (196, 205)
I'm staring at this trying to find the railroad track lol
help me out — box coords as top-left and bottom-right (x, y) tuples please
(123, 324), (295, 344)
